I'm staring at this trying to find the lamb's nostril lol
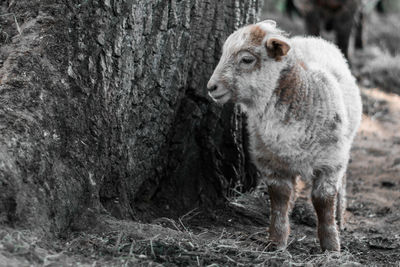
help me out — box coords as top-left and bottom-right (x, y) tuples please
(208, 85), (218, 92)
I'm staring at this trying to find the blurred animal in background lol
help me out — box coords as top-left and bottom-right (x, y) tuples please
(207, 20), (361, 251)
(286, 0), (381, 59)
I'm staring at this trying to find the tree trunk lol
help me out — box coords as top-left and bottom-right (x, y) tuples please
(0, 0), (261, 233)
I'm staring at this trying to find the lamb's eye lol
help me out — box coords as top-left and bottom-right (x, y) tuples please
(241, 57), (255, 64)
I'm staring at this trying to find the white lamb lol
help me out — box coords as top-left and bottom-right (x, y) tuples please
(207, 20), (362, 252)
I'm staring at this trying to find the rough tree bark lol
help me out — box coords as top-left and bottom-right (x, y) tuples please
(0, 0), (261, 233)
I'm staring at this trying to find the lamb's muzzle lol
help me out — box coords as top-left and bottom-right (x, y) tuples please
(207, 79), (220, 100)
(207, 73), (231, 103)
(208, 19), (362, 252)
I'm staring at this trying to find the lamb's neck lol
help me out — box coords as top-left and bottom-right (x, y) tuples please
(250, 57), (311, 125)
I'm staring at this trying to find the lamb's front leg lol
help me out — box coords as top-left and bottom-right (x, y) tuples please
(312, 169), (342, 252)
(267, 175), (296, 250)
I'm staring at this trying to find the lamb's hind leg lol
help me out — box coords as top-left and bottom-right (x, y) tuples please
(336, 173), (347, 231)
(312, 169), (342, 252)
(267, 174), (297, 250)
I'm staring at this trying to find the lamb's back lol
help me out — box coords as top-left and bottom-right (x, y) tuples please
(290, 36), (361, 140)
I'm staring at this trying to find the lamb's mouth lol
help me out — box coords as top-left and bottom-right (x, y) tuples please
(211, 92), (229, 101)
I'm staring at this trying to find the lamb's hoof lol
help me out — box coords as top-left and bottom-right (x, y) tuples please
(318, 226), (340, 252)
(320, 237), (340, 252)
(266, 241), (287, 252)
(320, 243), (340, 252)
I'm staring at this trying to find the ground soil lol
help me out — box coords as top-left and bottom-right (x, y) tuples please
(1, 7), (400, 267)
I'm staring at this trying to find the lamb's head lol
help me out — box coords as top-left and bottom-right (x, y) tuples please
(207, 20), (291, 107)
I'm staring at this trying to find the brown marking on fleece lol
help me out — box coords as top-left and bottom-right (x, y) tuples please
(275, 65), (300, 104)
(249, 25), (266, 46)
(274, 63), (308, 123)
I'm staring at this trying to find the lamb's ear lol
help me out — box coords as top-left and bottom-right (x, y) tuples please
(266, 37), (290, 61)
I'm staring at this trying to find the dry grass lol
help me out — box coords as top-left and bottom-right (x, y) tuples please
(0, 195), (364, 267)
